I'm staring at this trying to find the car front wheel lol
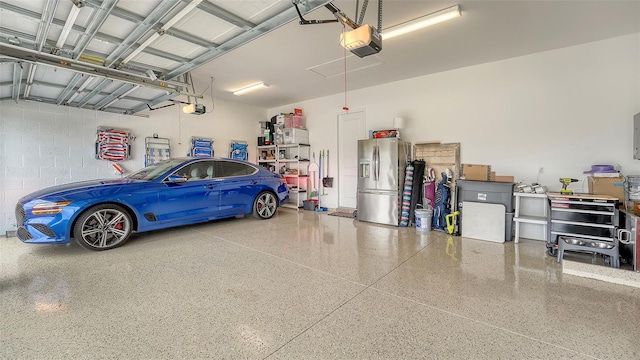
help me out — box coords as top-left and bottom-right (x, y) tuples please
(74, 204), (132, 250)
(253, 191), (277, 219)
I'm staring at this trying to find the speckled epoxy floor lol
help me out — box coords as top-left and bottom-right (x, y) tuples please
(1, 209), (639, 359)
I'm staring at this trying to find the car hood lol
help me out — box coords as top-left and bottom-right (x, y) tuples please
(20, 178), (146, 203)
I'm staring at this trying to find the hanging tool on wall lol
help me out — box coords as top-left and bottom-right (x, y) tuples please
(309, 151), (319, 198)
(318, 150), (323, 200)
(322, 149), (334, 188)
(321, 150), (327, 195)
(316, 151), (328, 212)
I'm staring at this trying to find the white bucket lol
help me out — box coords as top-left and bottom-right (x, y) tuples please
(415, 208), (433, 232)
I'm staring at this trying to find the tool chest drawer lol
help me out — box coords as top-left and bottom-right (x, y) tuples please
(550, 209), (614, 224)
(549, 200), (615, 213)
(550, 221), (615, 238)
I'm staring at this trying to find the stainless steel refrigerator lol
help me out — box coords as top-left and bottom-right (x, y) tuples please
(357, 138), (410, 226)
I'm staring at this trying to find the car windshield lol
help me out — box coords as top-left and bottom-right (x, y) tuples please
(126, 159), (186, 181)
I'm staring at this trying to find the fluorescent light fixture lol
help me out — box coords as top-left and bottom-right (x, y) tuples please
(77, 76), (95, 91)
(102, 98), (119, 109)
(232, 82), (269, 96)
(121, 0), (202, 65)
(101, 85), (139, 110)
(120, 85), (139, 98)
(66, 76), (95, 104)
(163, 0), (202, 28)
(66, 92), (80, 103)
(146, 69), (157, 80)
(122, 33), (159, 64)
(24, 64), (37, 98)
(381, 5), (461, 40)
(56, 5), (81, 49)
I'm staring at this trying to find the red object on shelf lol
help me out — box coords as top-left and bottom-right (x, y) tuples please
(372, 130), (398, 138)
(294, 108), (303, 116)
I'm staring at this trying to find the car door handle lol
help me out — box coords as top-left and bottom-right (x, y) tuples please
(204, 184), (217, 189)
(251, 180), (258, 185)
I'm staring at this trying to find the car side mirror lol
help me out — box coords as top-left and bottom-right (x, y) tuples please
(166, 174), (188, 183)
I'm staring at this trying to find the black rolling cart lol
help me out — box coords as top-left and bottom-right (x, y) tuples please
(546, 192), (620, 267)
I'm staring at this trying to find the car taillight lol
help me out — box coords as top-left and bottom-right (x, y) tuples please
(31, 201), (72, 215)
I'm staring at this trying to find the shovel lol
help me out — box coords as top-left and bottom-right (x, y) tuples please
(322, 149), (334, 188)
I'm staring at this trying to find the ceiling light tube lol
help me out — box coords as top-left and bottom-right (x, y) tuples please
(26, 64), (37, 83)
(56, 5), (81, 49)
(66, 92), (80, 103)
(24, 64), (37, 98)
(119, 85), (139, 98)
(164, 0), (202, 28)
(102, 98), (119, 109)
(101, 85), (140, 109)
(121, 0), (202, 65)
(232, 82), (269, 96)
(77, 76), (96, 91)
(121, 33), (160, 64)
(381, 5), (461, 40)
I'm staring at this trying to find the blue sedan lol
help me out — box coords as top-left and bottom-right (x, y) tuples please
(14, 158), (289, 251)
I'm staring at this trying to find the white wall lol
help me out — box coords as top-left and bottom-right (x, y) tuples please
(269, 34), (640, 209)
(0, 98), (266, 234)
(2, 34), (638, 232)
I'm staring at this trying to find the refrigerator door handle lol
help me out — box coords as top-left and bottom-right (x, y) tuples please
(374, 145), (380, 181)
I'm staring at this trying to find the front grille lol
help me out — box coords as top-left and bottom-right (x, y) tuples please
(15, 203), (25, 224)
(16, 227), (32, 241)
(31, 224), (55, 238)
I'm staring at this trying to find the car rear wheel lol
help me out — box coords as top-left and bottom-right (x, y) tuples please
(253, 191), (277, 219)
(74, 204), (132, 251)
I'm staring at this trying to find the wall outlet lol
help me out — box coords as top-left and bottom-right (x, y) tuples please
(538, 167), (544, 175)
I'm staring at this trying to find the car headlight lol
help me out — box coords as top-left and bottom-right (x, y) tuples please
(31, 201), (72, 215)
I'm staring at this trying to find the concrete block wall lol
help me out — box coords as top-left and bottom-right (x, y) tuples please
(0, 98), (267, 235)
(1, 102), (136, 234)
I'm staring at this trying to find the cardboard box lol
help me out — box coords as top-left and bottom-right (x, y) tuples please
(494, 175), (515, 183)
(588, 176), (625, 200)
(489, 171), (513, 182)
(462, 164), (491, 181)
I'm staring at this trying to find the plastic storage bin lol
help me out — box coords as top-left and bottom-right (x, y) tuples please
(284, 128), (309, 144)
(285, 115), (306, 129)
(456, 180), (515, 241)
(303, 199), (318, 211)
